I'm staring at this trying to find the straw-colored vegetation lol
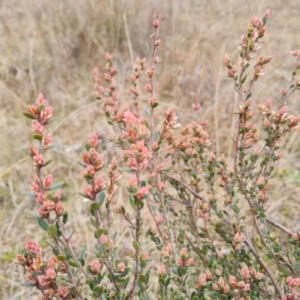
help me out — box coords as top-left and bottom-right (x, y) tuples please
(1, 0), (300, 298)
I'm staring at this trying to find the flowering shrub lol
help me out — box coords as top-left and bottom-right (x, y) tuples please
(16, 10), (300, 300)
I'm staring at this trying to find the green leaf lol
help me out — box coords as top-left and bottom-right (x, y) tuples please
(33, 134), (43, 141)
(91, 202), (100, 211)
(78, 161), (87, 168)
(64, 247), (73, 259)
(38, 218), (48, 231)
(120, 167), (133, 173)
(47, 224), (58, 237)
(23, 112), (36, 119)
(21, 282), (36, 287)
(241, 75), (247, 84)
(98, 192), (106, 205)
(94, 228), (108, 238)
(48, 181), (64, 191)
(165, 277), (170, 287)
(139, 274), (147, 283)
(246, 92), (252, 100)
(144, 107), (150, 115)
(62, 212), (68, 225)
(22, 149), (32, 157)
(178, 267), (187, 277)
(46, 143), (58, 150)
(144, 120), (150, 130)
(132, 240), (139, 250)
(24, 191), (37, 198)
(57, 254), (66, 261)
(43, 159), (52, 167)
(69, 260), (79, 268)
(90, 217), (96, 227)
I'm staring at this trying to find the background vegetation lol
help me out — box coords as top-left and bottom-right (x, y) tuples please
(1, 0), (300, 298)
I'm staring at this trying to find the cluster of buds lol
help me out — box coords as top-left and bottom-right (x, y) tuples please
(160, 108), (180, 144)
(114, 109), (150, 144)
(99, 233), (114, 252)
(177, 248), (193, 267)
(257, 176), (268, 203)
(282, 276), (300, 300)
(225, 10), (270, 82)
(224, 54), (237, 78)
(89, 259), (102, 275)
(150, 215), (164, 235)
(26, 94), (64, 219)
(212, 276), (230, 295)
(196, 200), (210, 221)
(16, 239), (71, 300)
(144, 13), (160, 108)
(196, 267), (264, 297)
(129, 57), (146, 104)
(253, 55), (273, 81)
(81, 133), (121, 203)
(240, 10), (270, 60)
(229, 266), (264, 296)
(259, 99), (300, 152)
(259, 100), (300, 131)
(161, 243), (173, 257)
(195, 270), (214, 290)
(117, 262), (127, 273)
(232, 231), (244, 251)
(93, 52), (118, 117)
(173, 121), (211, 156)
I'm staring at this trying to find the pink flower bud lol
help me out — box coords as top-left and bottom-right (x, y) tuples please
(93, 68), (98, 75)
(43, 200), (55, 211)
(135, 186), (149, 200)
(46, 268), (56, 280)
(55, 201), (64, 216)
(145, 83), (152, 93)
(185, 257), (194, 266)
(100, 234), (108, 244)
(264, 9), (270, 18)
(192, 103), (201, 111)
(155, 39), (161, 47)
(38, 206), (48, 218)
(32, 120), (44, 135)
(90, 259), (101, 274)
(25, 238), (42, 255)
(198, 273), (206, 286)
(57, 287), (70, 298)
(43, 174), (53, 190)
(117, 262), (126, 273)
(42, 133), (53, 149)
(88, 132), (99, 148)
(159, 265), (166, 276)
(146, 68), (153, 78)
(40, 106), (53, 124)
(35, 93), (46, 107)
(109, 290), (115, 297)
(105, 52), (112, 61)
(153, 18), (159, 28)
(37, 192), (45, 204)
(33, 154), (44, 167)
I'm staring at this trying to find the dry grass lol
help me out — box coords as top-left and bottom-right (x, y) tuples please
(1, 0), (300, 298)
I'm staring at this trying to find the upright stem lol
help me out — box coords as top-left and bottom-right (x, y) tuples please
(148, 13), (174, 245)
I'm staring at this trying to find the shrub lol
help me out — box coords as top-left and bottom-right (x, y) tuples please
(16, 9), (300, 300)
